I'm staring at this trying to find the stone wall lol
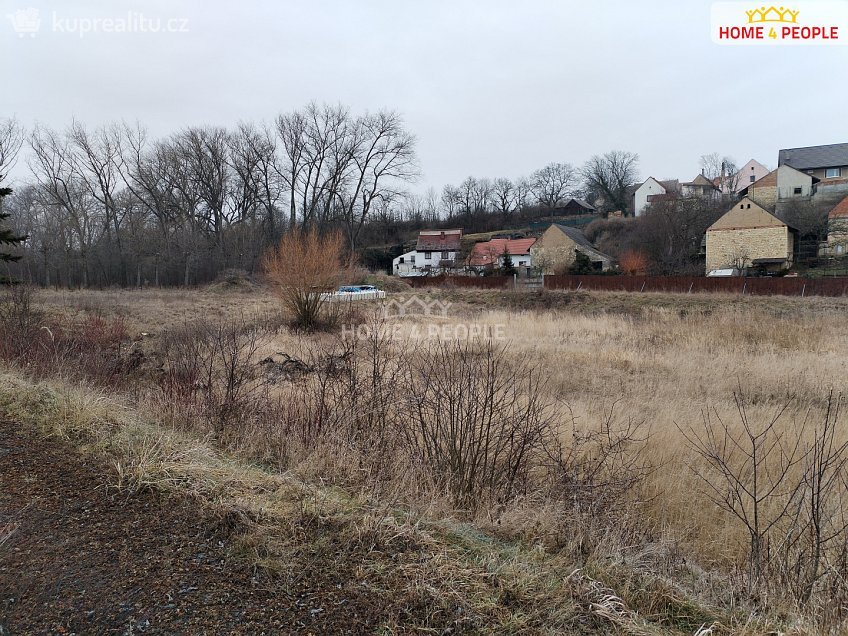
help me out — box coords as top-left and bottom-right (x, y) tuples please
(705, 226), (791, 271)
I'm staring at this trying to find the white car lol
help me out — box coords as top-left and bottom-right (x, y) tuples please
(321, 285), (386, 301)
(706, 268), (741, 277)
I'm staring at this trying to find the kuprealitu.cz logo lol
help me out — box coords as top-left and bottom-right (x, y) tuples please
(711, 2), (848, 44)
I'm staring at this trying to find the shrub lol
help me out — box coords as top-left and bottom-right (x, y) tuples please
(261, 227), (344, 330)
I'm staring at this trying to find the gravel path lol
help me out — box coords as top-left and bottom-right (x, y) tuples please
(0, 420), (378, 635)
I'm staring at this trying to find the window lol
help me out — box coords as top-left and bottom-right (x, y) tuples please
(424, 251), (432, 260)
(793, 187), (802, 195)
(399, 257), (405, 264)
(749, 175), (756, 182)
(826, 168), (842, 178)
(441, 250), (449, 259)
(410, 255), (416, 264)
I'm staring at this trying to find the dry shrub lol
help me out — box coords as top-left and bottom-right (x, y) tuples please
(402, 339), (556, 511)
(682, 390), (848, 627)
(619, 250), (649, 275)
(261, 227), (344, 330)
(158, 318), (264, 434)
(0, 285), (134, 386)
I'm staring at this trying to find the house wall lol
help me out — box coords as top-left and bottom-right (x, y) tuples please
(777, 165), (814, 199)
(828, 218), (848, 255)
(735, 160), (771, 192)
(705, 226), (792, 272)
(804, 166), (848, 182)
(531, 226), (578, 274)
(392, 250), (458, 275)
(748, 185), (778, 210)
(497, 254), (532, 268)
(634, 178), (665, 216)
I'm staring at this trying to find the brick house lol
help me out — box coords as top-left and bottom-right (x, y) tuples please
(705, 197), (798, 273)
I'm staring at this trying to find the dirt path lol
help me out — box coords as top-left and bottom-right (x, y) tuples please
(0, 420), (377, 635)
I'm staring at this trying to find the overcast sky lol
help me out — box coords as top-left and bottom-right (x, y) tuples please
(3, 0), (847, 191)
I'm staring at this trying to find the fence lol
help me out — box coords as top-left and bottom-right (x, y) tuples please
(403, 275), (513, 290)
(543, 275), (848, 297)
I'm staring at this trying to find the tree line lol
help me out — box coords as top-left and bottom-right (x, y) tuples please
(4, 103), (761, 285)
(0, 104), (417, 287)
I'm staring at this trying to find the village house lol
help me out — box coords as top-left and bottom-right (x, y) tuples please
(714, 159), (771, 194)
(680, 173), (721, 199)
(826, 195), (848, 256)
(635, 174), (718, 216)
(634, 177), (675, 216)
(741, 164), (819, 210)
(530, 223), (613, 274)
(705, 197), (798, 274)
(467, 237), (536, 272)
(392, 229), (462, 276)
(779, 143), (848, 187)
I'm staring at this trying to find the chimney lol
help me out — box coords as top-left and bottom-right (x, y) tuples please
(720, 161), (727, 192)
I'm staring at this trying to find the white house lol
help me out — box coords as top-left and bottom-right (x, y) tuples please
(634, 177), (672, 216)
(392, 229), (463, 276)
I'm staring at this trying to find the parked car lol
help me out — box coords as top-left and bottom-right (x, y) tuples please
(706, 268), (741, 277)
(321, 285), (386, 301)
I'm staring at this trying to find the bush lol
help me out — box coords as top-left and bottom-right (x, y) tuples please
(262, 227), (344, 330)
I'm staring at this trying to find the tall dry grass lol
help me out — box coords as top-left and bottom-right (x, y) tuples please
(6, 285), (848, 631)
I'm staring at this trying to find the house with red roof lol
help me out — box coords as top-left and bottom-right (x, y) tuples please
(467, 238), (536, 271)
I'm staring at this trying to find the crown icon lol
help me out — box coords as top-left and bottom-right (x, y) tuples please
(745, 5), (800, 23)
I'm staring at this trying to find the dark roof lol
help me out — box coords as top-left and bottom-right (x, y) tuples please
(562, 198), (596, 211)
(416, 229), (462, 251)
(551, 224), (612, 262)
(778, 143), (848, 170)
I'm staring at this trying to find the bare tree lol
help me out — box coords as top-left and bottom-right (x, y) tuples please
(514, 176), (532, 213)
(68, 121), (126, 282)
(334, 110), (417, 255)
(440, 184), (461, 220)
(0, 117), (24, 185)
(700, 153), (740, 194)
(531, 162), (576, 208)
(680, 392), (807, 590)
(582, 151), (639, 215)
(29, 125), (104, 287)
(492, 177), (515, 216)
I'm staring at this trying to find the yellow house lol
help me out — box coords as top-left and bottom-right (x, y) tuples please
(705, 197), (796, 273)
(530, 223), (613, 274)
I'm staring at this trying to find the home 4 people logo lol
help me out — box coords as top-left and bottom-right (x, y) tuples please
(382, 296), (452, 319)
(6, 7), (40, 37)
(711, 2), (848, 44)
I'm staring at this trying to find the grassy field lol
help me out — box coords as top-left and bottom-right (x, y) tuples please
(3, 284), (848, 633)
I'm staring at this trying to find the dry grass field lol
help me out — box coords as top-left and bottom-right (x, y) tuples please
(3, 283), (848, 634)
